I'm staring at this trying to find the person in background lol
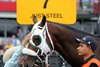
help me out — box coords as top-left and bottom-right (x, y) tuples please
(0, 40), (5, 56)
(11, 34), (17, 46)
(17, 27), (24, 41)
(76, 36), (100, 67)
(4, 40), (14, 51)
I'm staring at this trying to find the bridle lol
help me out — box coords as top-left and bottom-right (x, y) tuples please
(29, 21), (54, 55)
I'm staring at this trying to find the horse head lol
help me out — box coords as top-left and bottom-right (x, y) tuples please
(29, 15), (54, 56)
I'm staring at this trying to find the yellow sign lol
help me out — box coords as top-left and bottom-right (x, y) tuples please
(17, 0), (76, 24)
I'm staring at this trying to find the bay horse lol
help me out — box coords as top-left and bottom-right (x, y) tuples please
(24, 16), (100, 67)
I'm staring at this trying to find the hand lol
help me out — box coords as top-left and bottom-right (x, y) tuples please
(21, 32), (32, 46)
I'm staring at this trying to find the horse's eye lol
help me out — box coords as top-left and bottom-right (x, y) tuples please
(32, 35), (41, 46)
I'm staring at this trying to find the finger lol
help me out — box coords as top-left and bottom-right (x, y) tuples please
(28, 32), (32, 37)
(26, 32), (32, 38)
(28, 32), (32, 35)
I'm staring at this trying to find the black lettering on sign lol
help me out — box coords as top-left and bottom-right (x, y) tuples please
(32, 13), (63, 18)
(43, 0), (48, 8)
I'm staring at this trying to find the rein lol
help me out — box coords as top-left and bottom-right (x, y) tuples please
(45, 23), (54, 51)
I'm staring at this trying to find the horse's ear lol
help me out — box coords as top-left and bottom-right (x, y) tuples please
(39, 15), (46, 27)
(32, 14), (38, 24)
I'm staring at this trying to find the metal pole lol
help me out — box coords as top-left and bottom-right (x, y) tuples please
(4, 25), (7, 37)
(96, 0), (100, 34)
(80, 0), (83, 10)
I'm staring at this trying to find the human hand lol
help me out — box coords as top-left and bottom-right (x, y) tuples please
(21, 32), (32, 46)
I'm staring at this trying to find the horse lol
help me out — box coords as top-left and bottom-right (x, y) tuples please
(24, 16), (100, 67)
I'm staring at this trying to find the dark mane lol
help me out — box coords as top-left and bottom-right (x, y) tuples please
(48, 21), (94, 37)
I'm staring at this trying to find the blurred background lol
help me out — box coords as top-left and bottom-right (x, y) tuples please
(0, 0), (100, 67)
